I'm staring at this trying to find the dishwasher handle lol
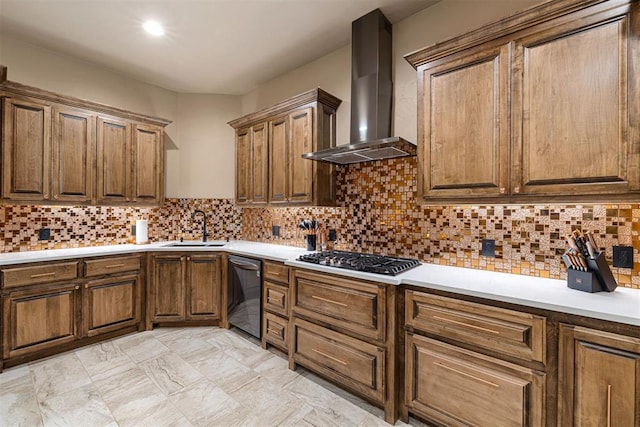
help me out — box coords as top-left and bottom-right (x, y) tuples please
(229, 259), (261, 276)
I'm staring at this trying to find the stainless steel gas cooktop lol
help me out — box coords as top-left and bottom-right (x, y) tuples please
(298, 250), (420, 276)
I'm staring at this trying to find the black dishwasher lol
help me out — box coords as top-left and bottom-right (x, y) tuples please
(227, 255), (262, 338)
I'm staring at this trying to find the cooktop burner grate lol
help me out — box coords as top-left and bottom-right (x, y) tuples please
(298, 250), (420, 276)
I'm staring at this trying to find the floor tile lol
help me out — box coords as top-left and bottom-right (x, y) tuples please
(38, 383), (116, 427)
(140, 352), (203, 396)
(29, 352), (92, 402)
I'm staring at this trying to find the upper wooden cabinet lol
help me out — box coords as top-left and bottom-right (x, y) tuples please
(406, 0), (640, 203)
(229, 88), (341, 207)
(0, 77), (170, 206)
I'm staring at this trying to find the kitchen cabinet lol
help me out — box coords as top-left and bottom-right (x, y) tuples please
(289, 268), (399, 424)
(1, 96), (52, 201)
(235, 123), (268, 205)
(229, 88), (341, 207)
(0, 77), (170, 206)
(403, 289), (546, 426)
(406, 0), (640, 203)
(1, 261), (81, 361)
(261, 261), (290, 351)
(148, 253), (222, 327)
(558, 324), (640, 426)
(82, 255), (142, 338)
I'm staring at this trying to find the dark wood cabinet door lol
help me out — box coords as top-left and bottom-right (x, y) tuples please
(132, 123), (163, 204)
(512, 6), (640, 197)
(1, 97), (51, 201)
(96, 116), (131, 203)
(288, 107), (313, 203)
(151, 255), (186, 321)
(251, 123), (269, 204)
(2, 283), (80, 359)
(186, 254), (221, 320)
(83, 274), (141, 338)
(417, 44), (509, 202)
(269, 115), (288, 204)
(52, 106), (95, 203)
(558, 324), (640, 426)
(235, 128), (251, 204)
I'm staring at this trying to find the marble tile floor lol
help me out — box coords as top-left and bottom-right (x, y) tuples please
(0, 327), (428, 427)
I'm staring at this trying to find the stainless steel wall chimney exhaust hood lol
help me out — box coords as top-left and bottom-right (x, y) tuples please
(303, 9), (415, 165)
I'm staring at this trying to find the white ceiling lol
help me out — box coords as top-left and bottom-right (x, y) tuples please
(0, 0), (439, 94)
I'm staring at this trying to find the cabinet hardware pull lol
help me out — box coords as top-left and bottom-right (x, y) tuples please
(499, 187), (506, 194)
(607, 384), (612, 427)
(312, 348), (347, 365)
(105, 264), (125, 268)
(434, 362), (499, 388)
(29, 272), (57, 278)
(432, 315), (500, 335)
(85, 284), (88, 289)
(54, 194), (59, 200)
(311, 295), (347, 307)
(75, 285), (80, 290)
(267, 328), (283, 336)
(514, 186), (521, 193)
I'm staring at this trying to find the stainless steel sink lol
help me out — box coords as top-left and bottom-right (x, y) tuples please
(162, 241), (226, 247)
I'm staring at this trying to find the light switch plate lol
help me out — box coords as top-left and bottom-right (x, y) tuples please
(481, 239), (496, 257)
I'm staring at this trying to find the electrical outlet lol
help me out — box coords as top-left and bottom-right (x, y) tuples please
(272, 225), (280, 237)
(612, 245), (634, 268)
(38, 228), (51, 241)
(131, 225), (136, 236)
(481, 238), (496, 257)
(328, 229), (337, 242)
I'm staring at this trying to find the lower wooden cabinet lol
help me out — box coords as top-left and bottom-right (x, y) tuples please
(558, 324), (640, 426)
(263, 311), (288, 351)
(405, 333), (545, 426)
(2, 282), (81, 359)
(83, 274), (141, 337)
(148, 253), (222, 325)
(262, 261), (291, 352)
(292, 318), (385, 404)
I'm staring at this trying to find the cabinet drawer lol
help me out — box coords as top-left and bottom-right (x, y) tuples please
(405, 333), (545, 427)
(406, 290), (546, 364)
(293, 318), (385, 404)
(263, 261), (289, 284)
(2, 261), (79, 288)
(292, 270), (385, 341)
(263, 281), (289, 317)
(263, 312), (288, 351)
(85, 256), (141, 277)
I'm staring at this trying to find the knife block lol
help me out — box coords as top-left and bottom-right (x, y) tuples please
(585, 252), (618, 292)
(567, 269), (603, 293)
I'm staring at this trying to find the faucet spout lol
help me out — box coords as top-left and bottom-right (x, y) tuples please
(192, 210), (208, 242)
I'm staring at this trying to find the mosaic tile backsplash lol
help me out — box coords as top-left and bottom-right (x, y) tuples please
(1, 156), (639, 289)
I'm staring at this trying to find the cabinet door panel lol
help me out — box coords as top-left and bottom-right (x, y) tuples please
(289, 108), (313, 203)
(235, 128), (251, 204)
(418, 45), (509, 201)
(2, 284), (79, 359)
(513, 12), (638, 196)
(84, 274), (140, 337)
(251, 124), (268, 204)
(2, 97), (51, 201)
(558, 324), (640, 426)
(52, 107), (94, 202)
(97, 116), (131, 202)
(132, 124), (162, 203)
(151, 256), (185, 321)
(269, 116), (288, 203)
(187, 255), (221, 320)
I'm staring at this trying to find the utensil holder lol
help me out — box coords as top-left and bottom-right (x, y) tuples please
(585, 252), (618, 292)
(567, 269), (603, 293)
(306, 234), (317, 251)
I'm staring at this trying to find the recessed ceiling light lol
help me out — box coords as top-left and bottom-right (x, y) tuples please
(143, 20), (164, 37)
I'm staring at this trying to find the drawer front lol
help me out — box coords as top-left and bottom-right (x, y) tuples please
(292, 270), (385, 341)
(85, 255), (141, 277)
(263, 261), (289, 284)
(405, 333), (545, 427)
(406, 290), (546, 364)
(263, 281), (289, 317)
(263, 312), (288, 350)
(2, 262), (79, 288)
(293, 318), (385, 403)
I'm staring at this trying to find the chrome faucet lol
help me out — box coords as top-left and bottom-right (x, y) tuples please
(192, 210), (208, 242)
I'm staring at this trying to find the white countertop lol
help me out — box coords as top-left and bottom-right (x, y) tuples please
(0, 242), (638, 327)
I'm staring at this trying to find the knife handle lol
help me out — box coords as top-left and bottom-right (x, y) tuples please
(586, 231), (599, 252)
(567, 236), (580, 252)
(586, 241), (596, 259)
